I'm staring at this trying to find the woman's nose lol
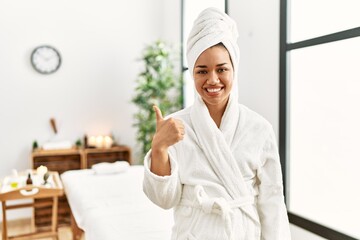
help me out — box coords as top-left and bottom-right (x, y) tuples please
(207, 71), (220, 85)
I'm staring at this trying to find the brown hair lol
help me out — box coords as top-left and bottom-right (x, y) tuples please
(211, 42), (234, 67)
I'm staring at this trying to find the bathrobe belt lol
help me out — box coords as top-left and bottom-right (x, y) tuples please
(180, 185), (257, 239)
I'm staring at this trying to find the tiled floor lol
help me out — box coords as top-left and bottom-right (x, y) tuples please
(0, 218), (76, 240)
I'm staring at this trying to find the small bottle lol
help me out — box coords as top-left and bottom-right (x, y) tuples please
(84, 135), (88, 148)
(26, 173), (33, 185)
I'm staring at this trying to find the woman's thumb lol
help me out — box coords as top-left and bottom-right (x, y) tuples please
(153, 105), (164, 123)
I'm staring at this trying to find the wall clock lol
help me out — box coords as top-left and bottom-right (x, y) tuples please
(31, 45), (61, 74)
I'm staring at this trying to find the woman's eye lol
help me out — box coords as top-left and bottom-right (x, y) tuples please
(217, 68), (226, 73)
(196, 70), (207, 74)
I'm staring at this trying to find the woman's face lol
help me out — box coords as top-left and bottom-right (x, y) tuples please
(193, 45), (234, 110)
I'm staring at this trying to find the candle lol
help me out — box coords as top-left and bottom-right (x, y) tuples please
(95, 135), (104, 148)
(104, 136), (113, 148)
(88, 136), (96, 147)
(88, 135), (114, 148)
(37, 165), (48, 176)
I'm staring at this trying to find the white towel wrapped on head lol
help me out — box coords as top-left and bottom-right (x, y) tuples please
(92, 161), (130, 174)
(186, 7), (240, 98)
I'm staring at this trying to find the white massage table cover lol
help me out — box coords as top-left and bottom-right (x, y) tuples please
(61, 165), (173, 240)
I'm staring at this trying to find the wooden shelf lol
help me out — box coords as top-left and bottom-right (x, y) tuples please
(31, 145), (132, 229)
(84, 145), (132, 168)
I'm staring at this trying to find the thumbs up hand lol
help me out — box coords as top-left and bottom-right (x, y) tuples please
(152, 105), (185, 150)
(150, 105), (184, 176)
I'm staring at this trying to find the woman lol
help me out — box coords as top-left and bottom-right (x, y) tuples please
(143, 7), (291, 240)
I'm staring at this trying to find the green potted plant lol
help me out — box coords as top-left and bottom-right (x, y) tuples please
(132, 40), (183, 162)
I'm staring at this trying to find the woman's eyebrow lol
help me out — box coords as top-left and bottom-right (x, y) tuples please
(195, 63), (228, 68)
(195, 65), (207, 68)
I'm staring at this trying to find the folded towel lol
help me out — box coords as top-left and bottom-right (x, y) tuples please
(92, 161), (130, 174)
(42, 141), (73, 150)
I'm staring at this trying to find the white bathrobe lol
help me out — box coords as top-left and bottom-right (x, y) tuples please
(143, 95), (291, 240)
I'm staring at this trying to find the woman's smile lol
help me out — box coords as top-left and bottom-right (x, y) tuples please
(194, 44), (233, 110)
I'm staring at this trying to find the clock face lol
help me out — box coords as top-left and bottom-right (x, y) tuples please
(31, 45), (61, 74)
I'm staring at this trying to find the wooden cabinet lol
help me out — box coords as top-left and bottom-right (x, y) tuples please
(31, 145), (132, 228)
(83, 147), (132, 169)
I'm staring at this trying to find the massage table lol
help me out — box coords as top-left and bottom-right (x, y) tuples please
(61, 165), (173, 240)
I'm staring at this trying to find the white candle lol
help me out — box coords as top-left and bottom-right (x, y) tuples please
(104, 136), (113, 148)
(88, 136), (96, 147)
(95, 135), (104, 148)
(37, 165), (48, 176)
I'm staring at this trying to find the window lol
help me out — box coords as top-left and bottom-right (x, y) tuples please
(280, 0), (360, 239)
(181, 0), (227, 107)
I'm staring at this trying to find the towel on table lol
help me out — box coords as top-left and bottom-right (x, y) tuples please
(92, 161), (130, 174)
(42, 141), (72, 150)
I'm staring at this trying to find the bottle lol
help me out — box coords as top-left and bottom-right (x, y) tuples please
(26, 173), (33, 185)
(84, 135), (88, 148)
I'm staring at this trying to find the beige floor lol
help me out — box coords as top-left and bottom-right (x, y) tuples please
(0, 218), (79, 240)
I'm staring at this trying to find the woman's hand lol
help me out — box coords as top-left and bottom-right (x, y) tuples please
(150, 105), (185, 176)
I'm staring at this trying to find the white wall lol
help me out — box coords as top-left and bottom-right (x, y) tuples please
(160, 0), (181, 46)
(228, 0), (326, 239)
(0, 0), (178, 220)
(0, 0), (167, 171)
(229, 0), (280, 136)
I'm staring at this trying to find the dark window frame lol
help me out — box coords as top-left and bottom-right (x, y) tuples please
(279, 1), (360, 239)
